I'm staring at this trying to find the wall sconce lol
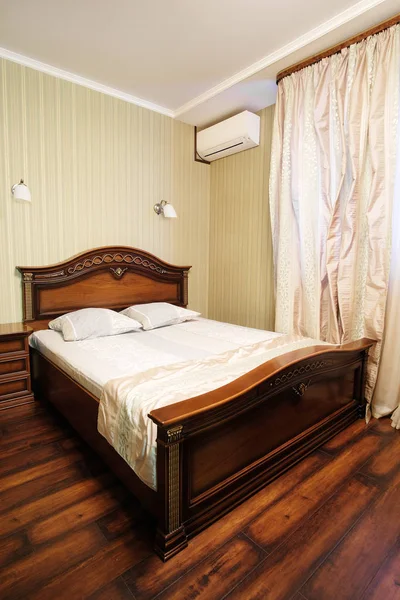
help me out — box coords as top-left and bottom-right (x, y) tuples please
(11, 179), (31, 202)
(153, 200), (177, 218)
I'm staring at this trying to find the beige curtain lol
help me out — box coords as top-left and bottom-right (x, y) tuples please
(269, 25), (400, 413)
(373, 112), (400, 428)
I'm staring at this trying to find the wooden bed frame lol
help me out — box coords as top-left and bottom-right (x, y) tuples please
(17, 245), (374, 561)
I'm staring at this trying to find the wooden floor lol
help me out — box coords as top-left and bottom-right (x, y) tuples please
(0, 403), (399, 600)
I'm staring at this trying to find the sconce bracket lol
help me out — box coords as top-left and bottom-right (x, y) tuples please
(154, 200), (166, 215)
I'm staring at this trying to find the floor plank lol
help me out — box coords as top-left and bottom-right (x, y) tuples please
(370, 416), (396, 436)
(153, 533), (265, 600)
(0, 427), (71, 459)
(302, 464), (400, 599)
(225, 477), (378, 600)
(0, 415), (69, 445)
(0, 402), (45, 423)
(0, 411), (61, 436)
(321, 418), (372, 453)
(29, 483), (127, 544)
(0, 441), (62, 477)
(361, 543), (400, 600)
(29, 530), (153, 600)
(0, 471), (114, 538)
(0, 450), (83, 493)
(0, 532), (32, 569)
(321, 417), (391, 455)
(0, 461), (91, 513)
(0, 525), (105, 600)
(245, 433), (382, 552)
(88, 577), (135, 600)
(359, 433), (400, 483)
(97, 501), (150, 541)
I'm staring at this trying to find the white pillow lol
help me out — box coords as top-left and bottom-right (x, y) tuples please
(121, 302), (200, 330)
(48, 308), (142, 341)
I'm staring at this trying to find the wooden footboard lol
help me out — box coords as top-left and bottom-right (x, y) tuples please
(149, 339), (374, 560)
(31, 339), (373, 562)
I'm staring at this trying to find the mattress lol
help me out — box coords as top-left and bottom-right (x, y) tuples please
(29, 318), (282, 398)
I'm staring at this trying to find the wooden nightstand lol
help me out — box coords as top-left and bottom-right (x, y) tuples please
(0, 323), (34, 410)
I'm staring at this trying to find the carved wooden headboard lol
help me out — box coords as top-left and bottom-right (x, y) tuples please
(17, 246), (191, 330)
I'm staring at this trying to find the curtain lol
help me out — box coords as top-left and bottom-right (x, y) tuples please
(269, 25), (400, 416)
(372, 101), (400, 428)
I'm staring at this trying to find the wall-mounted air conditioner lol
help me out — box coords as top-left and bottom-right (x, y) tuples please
(196, 110), (260, 162)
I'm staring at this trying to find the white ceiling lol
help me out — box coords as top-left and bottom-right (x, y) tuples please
(0, 0), (399, 128)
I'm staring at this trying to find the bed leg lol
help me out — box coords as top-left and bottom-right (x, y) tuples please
(154, 424), (188, 561)
(154, 525), (188, 562)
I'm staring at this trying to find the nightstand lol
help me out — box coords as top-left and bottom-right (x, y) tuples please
(0, 323), (34, 409)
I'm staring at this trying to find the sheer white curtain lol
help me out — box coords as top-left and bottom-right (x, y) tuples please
(269, 25), (400, 415)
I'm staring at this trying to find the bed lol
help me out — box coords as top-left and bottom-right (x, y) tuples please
(17, 245), (374, 561)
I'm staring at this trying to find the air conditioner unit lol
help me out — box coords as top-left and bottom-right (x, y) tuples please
(196, 110), (260, 162)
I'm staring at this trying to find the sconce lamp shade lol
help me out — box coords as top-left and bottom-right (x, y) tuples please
(11, 179), (31, 202)
(153, 200), (178, 218)
(162, 203), (177, 218)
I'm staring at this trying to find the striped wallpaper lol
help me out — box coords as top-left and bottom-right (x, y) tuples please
(208, 105), (275, 330)
(0, 58), (210, 324)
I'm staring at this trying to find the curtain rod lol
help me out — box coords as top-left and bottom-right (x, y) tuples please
(276, 12), (400, 83)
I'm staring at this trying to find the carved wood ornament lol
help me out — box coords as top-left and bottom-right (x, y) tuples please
(67, 252), (169, 276)
(110, 267), (128, 279)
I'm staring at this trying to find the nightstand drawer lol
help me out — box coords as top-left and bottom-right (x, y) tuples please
(0, 376), (30, 400)
(0, 337), (26, 355)
(0, 356), (29, 378)
(0, 324), (34, 408)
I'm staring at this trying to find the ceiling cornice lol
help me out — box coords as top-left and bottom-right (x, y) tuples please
(0, 0), (388, 123)
(173, 0), (387, 118)
(0, 46), (174, 118)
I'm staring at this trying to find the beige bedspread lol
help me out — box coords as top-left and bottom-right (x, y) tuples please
(98, 333), (329, 490)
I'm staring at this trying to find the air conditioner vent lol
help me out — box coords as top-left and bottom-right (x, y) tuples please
(204, 140), (245, 158)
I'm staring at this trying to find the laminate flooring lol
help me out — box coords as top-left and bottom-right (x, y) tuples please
(0, 402), (399, 599)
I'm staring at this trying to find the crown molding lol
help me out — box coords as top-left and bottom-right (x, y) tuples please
(0, 0), (388, 123)
(173, 0), (387, 118)
(0, 47), (174, 118)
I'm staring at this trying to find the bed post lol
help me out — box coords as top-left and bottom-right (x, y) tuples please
(154, 424), (188, 561)
(356, 347), (370, 419)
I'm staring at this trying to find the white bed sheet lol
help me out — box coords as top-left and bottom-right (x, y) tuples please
(29, 318), (282, 398)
